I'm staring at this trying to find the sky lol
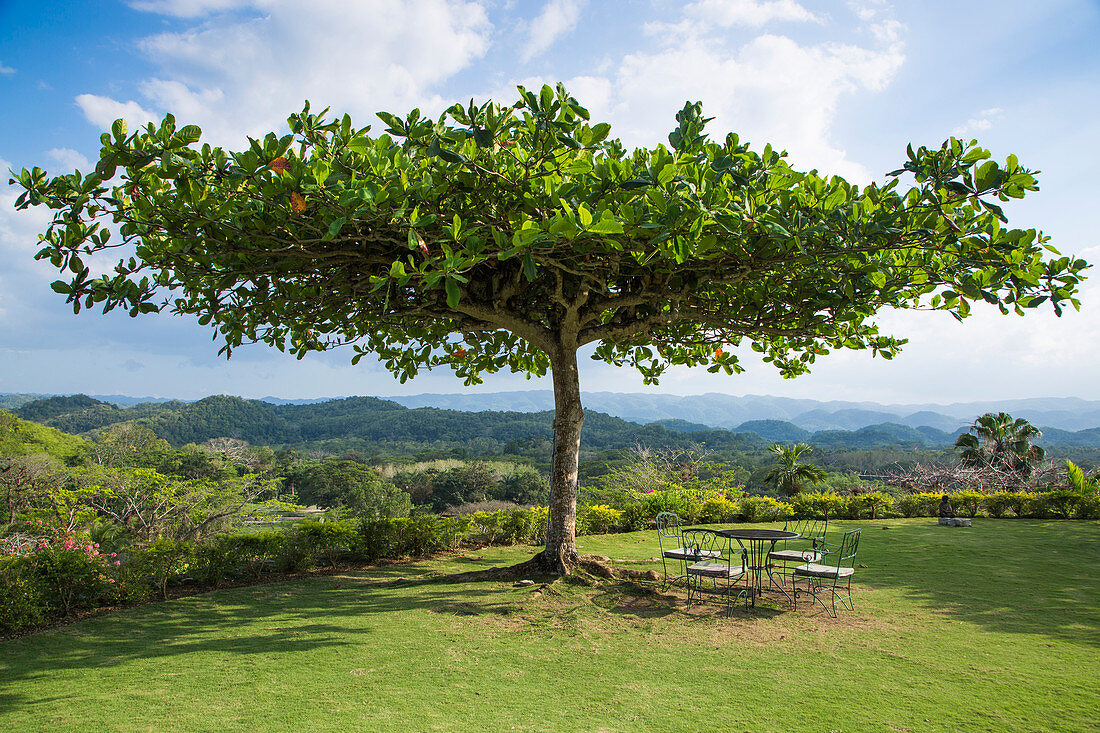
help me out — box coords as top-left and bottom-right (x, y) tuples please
(1, 0), (1098, 405)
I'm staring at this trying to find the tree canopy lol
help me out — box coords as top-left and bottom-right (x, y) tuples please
(13, 83), (1088, 571)
(954, 412), (1046, 478)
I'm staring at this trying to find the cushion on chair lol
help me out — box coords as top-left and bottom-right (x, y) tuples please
(665, 547), (721, 560)
(687, 561), (745, 578)
(793, 563), (855, 578)
(768, 549), (824, 563)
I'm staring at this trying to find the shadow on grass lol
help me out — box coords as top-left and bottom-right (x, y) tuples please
(0, 556), (549, 715)
(853, 519), (1100, 647)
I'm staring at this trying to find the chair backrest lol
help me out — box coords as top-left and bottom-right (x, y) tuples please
(782, 515), (828, 549)
(681, 527), (721, 557)
(836, 528), (861, 568)
(656, 512), (681, 553)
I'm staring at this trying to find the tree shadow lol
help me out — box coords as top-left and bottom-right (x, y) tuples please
(855, 519), (1100, 647)
(0, 558), (543, 715)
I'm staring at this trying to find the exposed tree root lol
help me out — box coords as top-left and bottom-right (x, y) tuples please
(417, 551), (659, 587)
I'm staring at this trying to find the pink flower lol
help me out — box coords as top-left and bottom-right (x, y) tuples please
(109, 552), (117, 557)
(36, 519), (43, 524)
(114, 561), (121, 566)
(94, 543), (99, 548)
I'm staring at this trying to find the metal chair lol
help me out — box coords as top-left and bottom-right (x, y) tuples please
(656, 512), (719, 587)
(682, 528), (747, 617)
(768, 515), (827, 591)
(793, 528), (861, 618)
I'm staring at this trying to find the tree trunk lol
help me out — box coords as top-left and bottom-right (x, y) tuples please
(536, 345), (584, 574)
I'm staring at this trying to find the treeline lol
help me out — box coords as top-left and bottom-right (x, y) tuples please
(17, 394), (1100, 462)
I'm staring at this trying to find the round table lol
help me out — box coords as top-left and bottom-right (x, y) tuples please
(715, 528), (799, 607)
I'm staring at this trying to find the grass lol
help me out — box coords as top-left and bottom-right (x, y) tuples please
(2, 519), (1098, 732)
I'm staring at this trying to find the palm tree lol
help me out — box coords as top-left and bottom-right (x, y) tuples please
(764, 443), (828, 497)
(954, 412), (1045, 477)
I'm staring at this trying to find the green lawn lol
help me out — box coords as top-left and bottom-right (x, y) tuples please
(2, 520), (1098, 732)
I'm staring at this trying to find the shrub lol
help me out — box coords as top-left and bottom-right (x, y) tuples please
(578, 504), (623, 535)
(994, 491), (1033, 517)
(0, 557), (45, 634)
(359, 516), (469, 561)
(133, 537), (195, 599)
(220, 532), (287, 579)
(849, 491), (894, 520)
(896, 493), (940, 518)
(469, 510), (506, 544)
(193, 536), (241, 587)
(1034, 489), (1087, 519)
(698, 495), (739, 524)
(738, 496), (784, 522)
(948, 490), (984, 518)
(788, 491), (848, 519)
(497, 507), (544, 545)
(619, 489), (703, 531)
(293, 520), (361, 569)
(16, 523), (118, 616)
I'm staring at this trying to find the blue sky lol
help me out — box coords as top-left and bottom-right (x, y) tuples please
(1, 0), (1098, 404)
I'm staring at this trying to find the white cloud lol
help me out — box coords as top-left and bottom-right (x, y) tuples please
(951, 107), (1005, 138)
(85, 0), (492, 147)
(542, 4), (906, 182)
(127, 0), (252, 17)
(0, 61), (15, 75)
(522, 0), (585, 62)
(684, 0), (819, 28)
(0, 158), (57, 325)
(45, 148), (92, 172)
(74, 94), (158, 132)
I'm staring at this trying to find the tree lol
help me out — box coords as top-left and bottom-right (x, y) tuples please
(14, 84), (1087, 573)
(283, 459), (411, 518)
(763, 443), (827, 497)
(0, 454), (63, 524)
(954, 412), (1046, 479)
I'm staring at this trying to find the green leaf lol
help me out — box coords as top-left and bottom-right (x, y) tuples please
(111, 119), (128, 141)
(50, 280), (72, 295)
(327, 217), (347, 238)
(522, 252), (537, 281)
(175, 125), (202, 145)
(564, 159), (592, 175)
(589, 211), (624, 235)
(577, 205), (593, 228)
(445, 278), (461, 308)
(472, 128), (494, 147)
(346, 138), (372, 154)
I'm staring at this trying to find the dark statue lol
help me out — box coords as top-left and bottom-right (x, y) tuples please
(937, 495), (955, 519)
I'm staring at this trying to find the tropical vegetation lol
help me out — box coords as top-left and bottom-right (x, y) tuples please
(14, 85), (1087, 572)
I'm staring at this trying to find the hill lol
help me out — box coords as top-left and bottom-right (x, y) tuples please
(0, 410), (91, 462)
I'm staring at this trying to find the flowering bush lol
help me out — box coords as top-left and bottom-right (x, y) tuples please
(18, 521), (116, 615)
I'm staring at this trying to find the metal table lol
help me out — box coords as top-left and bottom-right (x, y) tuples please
(715, 528), (799, 607)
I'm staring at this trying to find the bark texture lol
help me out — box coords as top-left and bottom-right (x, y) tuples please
(537, 345), (584, 574)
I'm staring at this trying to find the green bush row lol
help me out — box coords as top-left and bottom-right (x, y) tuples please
(893, 490), (1100, 519)
(1, 507), (549, 635)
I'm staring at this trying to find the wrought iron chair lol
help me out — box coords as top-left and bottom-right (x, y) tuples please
(682, 528), (747, 617)
(656, 512), (719, 587)
(768, 515), (828, 591)
(793, 528), (861, 618)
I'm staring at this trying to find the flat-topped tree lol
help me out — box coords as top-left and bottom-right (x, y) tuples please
(14, 84), (1087, 573)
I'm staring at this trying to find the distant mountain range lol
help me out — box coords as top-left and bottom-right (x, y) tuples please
(386, 390), (1100, 434)
(4, 390), (1100, 450)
